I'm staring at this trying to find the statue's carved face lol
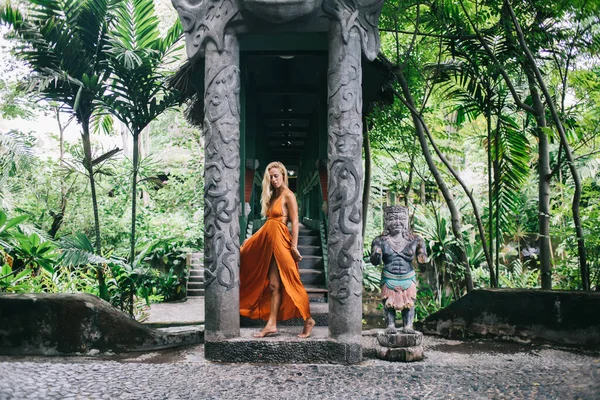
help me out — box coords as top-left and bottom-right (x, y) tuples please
(385, 212), (407, 236)
(242, 0), (322, 23)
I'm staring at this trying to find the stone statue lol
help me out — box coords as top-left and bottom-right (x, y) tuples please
(370, 205), (427, 334)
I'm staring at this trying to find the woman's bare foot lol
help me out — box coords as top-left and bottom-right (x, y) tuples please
(298, 317), (315, 338)
(253, 326), (278, 338)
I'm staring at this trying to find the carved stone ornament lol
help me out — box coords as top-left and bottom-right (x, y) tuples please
(202, 38), (241, 292)
(242, 0), (323, 24)
(323, 0), (384, 61)
(171, 0), (241, 60)
(326, 23), (363, 339)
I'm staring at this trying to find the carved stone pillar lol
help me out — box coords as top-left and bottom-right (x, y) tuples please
(326, 22), (364, 342)
(203, 34), (241, 341)
(171, 0), (242, 342)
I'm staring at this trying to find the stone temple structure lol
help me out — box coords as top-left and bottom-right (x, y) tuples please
(170, 0), (387, 364)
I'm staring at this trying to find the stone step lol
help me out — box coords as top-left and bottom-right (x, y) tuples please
(297, 245), (321, 256)
(189, 269), (204, 277)
(187, 253), (203, 261)
(298, 228), (319, 237)
(187, 289), (204, 297)
(298, 236), (320, 246)
(188, 276), (204, 283)
(305, 285), (328, 302)
(298, 255), (323, 269)
(188, 282), (204, 290)
(299, 269), (325, 286)
(240, 302), (328, 327)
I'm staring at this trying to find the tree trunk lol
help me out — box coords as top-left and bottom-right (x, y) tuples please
(121, 121), (131, 157)
(485, 96), (496, 287)
(504, 0), (588, 290)
(81, 119), (107, 301)
(402, 91), (495, 288)
(528, 73), (552, 289)
(140, 126), (150, 207)
(130, 133), (139, 265)
(396, 70), (474, 292)
(362, 117), (371, 240)
(405, 156), (414, 206)
(49, 108), (67, 238)
(493, 113), (501, 287)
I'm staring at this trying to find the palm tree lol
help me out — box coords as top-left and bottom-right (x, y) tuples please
(433, 56), (531, 288)
(103, 0), (183, 264)
(1, 0), (117, 299)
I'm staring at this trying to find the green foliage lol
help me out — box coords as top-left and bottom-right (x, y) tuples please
(414, 205), (459, 269)
(362, 257), (382, 294)
(0, 131), (34, 201)
(59, 233), (117, 267)
(415, 281), (454, 322)
(10, 232), (57, 274)
(498, 259), (540, 289)
(0, 263), (33, 292)
(137, 239), (189, 301)
(0, 208), (28, 249)
(104, 0), (183, 136)
(155, 266), (186, 302)
(0, 208), (56, 275)
(101, 0), (184, 263)
(1, 0), (115, 123)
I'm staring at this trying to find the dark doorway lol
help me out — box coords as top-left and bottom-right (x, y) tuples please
(242, 52), (328, 192)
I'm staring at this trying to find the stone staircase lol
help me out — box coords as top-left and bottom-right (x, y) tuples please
(297, 224), (328, 302)
(184, 225), (327, 302)
(186, 253), (204, 297)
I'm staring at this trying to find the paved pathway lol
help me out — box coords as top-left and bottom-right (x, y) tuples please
(1, 337), (598, 399)
(143, 298), (204, 327)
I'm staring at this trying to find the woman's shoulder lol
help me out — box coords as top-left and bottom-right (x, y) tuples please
(283, 188), (296, 200)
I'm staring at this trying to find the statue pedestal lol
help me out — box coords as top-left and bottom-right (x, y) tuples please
(376, 331), (424, 362)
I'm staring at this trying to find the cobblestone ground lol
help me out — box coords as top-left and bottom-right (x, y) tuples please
(0, 337), (598, 399)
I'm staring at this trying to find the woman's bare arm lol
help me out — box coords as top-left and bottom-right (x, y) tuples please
(285, 190), (302, 261)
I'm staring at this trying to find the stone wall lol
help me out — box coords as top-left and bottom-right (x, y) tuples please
(417, 289), (600, 348)
(0, 293), (202, 355)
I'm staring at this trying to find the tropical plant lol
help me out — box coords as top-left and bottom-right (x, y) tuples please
(499, 259), (540, 289)
(1, 0), (120, 299)
(0, 208), (27, 250)
(103, 0), (183, 264)
(0, 131), (34, 203)
(362, 257), (382, 293)
(413, 205), (466, 301)
(415, 280), (454, 322)
(10, 233), (57, 274)
(0, 263), (33, 293)
(1, 208), (56, 274)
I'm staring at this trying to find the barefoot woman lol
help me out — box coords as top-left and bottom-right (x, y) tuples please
(240, 161), (316, 338)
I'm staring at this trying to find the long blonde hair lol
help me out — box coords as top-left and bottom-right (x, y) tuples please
(260, 161), (289, 217)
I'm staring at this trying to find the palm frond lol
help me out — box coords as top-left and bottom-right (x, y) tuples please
(1, 0), (113, 122)
(58, 233), (120, 266)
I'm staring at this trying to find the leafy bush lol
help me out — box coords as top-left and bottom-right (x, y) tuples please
(415, 280), (454, 322)
(362, 249), (382, 293)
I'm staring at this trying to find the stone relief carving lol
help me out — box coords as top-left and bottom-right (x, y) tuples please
(323, 0), (384, 61)
(171, 0), (241, 60)
(327, 27), (363, 306)
(203, 55), (241, 291)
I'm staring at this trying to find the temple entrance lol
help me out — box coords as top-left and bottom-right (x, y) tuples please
(171, 0), (386, 364)
(239, 35), (330, 304)
(239, 34), (328, 228)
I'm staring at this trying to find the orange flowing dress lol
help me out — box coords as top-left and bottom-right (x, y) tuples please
(239, 190), (311, 321)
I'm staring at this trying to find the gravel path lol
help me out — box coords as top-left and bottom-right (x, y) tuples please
(0, 337), (598, 399)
